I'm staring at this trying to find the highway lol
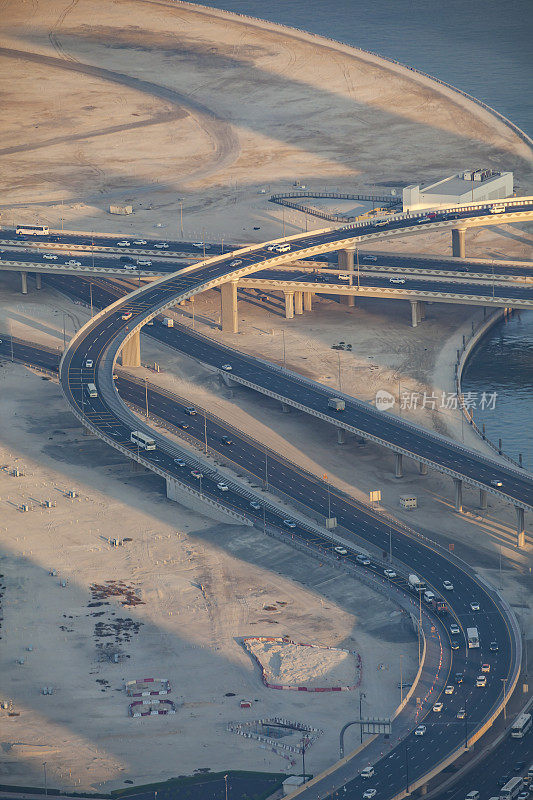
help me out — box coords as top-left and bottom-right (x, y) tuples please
(0, 334), (521, 798)
(7, 198), (532, 796)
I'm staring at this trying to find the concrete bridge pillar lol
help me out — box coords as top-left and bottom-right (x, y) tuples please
(220, 280), (239, 333)
(281, 402), (291, 413)
(20, 271), (28, 295)
(454, 478), (463, 513)
(418, 301), (426, 320)
(395, 452), (403, 478)
(304, 291), (313, 312)
(410, 300), (421, 327)
(479, 489), (487, 510)
(338, 248), (355, 269)
(419, 462), (428, 475)
(516, 506), (525, 548)
(452, 227), (467, 258)
(337, 428), (346, 445)
(284, 291), (294, 320)
(121, 330), (141, 367)
(294, 291), (304, 315)
(35, 272), (42, 290)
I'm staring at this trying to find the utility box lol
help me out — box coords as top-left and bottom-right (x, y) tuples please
(109, 205), (133, 215)
(400, 495), (417, 510)
(283, 776), (306, 795)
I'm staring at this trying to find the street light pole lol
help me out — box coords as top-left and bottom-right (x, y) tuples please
(282, 329), (286, 368)
(224, 773), (228, 800)
(337, 351), (342, 391)
(43, 762), (47, 796)
(400, 654), (404, 702)
(501, 677), (508, 721)
(144, 378), (149, 418)
(90, 282), (93, 318)
(265, 450), (269, 492)
(204, 413), (208, 454)
(359, 692), (366, 743)
(389, 526), (393, 562)
(179, 201), (183, 238)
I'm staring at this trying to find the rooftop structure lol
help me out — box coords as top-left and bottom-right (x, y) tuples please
(403, 169), (513, 211)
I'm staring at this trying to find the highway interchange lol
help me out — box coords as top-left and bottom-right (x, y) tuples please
(4, 200), (532, 798)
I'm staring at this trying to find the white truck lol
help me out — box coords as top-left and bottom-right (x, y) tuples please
(467, 627), (480, 648)
(409, 574), (425, 592)
(423, 590), (436, 604)
(328, 397), (345, 412)
(161, 317), (174, 328)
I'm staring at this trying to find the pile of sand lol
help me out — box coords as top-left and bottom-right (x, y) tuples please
(246, 639), (358, 688)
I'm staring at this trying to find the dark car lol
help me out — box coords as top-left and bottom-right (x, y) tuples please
(455, 672), (464, 684)
(120, 255), (135, 263)
(221, 435), (233, 445)
(179, 423), (190, 430)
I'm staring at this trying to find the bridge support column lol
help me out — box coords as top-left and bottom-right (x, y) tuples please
(418, 300), (426, 320)
(419, 462), (428, 475)
(337, 428), (346, 445)
(284, 291), (294, 319)
(20, 271), (28, 295)
(515, 506), (525, 548)
(220, 280), (239, 333)
(410, 300), (420, 327)
(452, 227), (466, 258)
(395, 453), (403, 478)
(35, 272), (42, 290)
(338, 248), (355, 270)
(121, 331), (141, 367)
(304, 291), (313, 312)
(479, 489), (487, 510)
(454, 478), (463, 513)
(294, 291), (303, 315)
(281, 402), (290, 413)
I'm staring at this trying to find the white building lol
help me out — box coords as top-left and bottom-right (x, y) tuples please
(402, 169), (513, 212)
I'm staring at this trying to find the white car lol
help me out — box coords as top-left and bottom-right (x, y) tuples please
(470, 601), (480, 612)
(389, 277), (405, 284)
(433, 702), (443, 712)
(249, 501), (262, 511)
(334, 547), (348, 555)
(363, 255), (377, 261)
(230, 259), (242, 267)
(190, 470), (203, 479)
(363, 790), (377, 799)
(267, 245), (277, 251)
(185, 407), (196, 415)
(66, 259), (82, 266)
(414, 725), (426, 736)
(384, 569), (397, 578)
(221, 364), (232, 371)
(85, 359), (93, 368)
(443, 580), (454, 591)
(43, 253), (58, 260)
(137, 259), (152, 266)
(356, 554), (371, 565)
(450, 623), (460, 635)
(490, 479), (503, 487)
(133, 240), (147, 245)
(117, 241), (130, 247)
(444, 685), (455, 695)
(217, 482), (229, 492)
(338, 273), (350, 280)
(360, 766), (375, 779)
(283, 519), (297, 528)
(476, 675), (487, 687)
(154, 242), (169, 248)
(456, 708), (466, 719)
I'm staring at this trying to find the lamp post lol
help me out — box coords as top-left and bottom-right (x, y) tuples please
(179, 200), (183, 238)
(144, 377), (149, 418)
(43, 762), (47, 797)
(224, 773), (228, 800)
(400, 654), (404, 702)
(501, 677), (508, 721)
(204, 412), (208, 454)
(281, 329), (286, 368)
(359, 692), (366, 743)
(337, 351), (342, 391)
(89, 282), (93, 318)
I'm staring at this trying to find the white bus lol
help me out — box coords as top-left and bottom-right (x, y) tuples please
(85, 382), (97, 398)
(510, 712), (532, 738)
(15, 224), (49, 236)
(499, 776), (524, 799)
(466, 627), (479, 648)
(130, 430), (156, 450)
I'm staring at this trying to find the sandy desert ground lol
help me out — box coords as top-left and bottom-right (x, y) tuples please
(0, 0), (532, 792)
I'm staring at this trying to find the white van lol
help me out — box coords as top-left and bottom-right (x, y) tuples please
(490, 203), (507, 214)
(85, 383), (97, 398)
(275, 243), (291, 252)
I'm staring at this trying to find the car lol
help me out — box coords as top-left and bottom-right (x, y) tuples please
(112, 373), (118, 380)
(362, 255), (377, 261)
(446, 212), (461, 220)
(133, 240), (147, 245)
(338, 273), (351, 280)
(360, 766), (375, 779)
(121, 312), (132, 320)
(85, 359), (93, 368)
(221, 364), (232, 371)
(456, 708), (466, 719)
(184, 407), (196, 415)
(455, 672), (464, 684)
(476, 675), (487, 687)
(230, 259), (242, 267)
(384, 569), (397, 578)
(374, 220), (388, 226)
(433, 702), (443, 712)
(221, 435), (233, 445)
(444, 685), (455, 695)
(249, 501), (262, 511)
(356, 554), (371, 565)
(43, 253), (58, 260)
(117, 241), (130, 246)
(173, 458), (186, 467)
(470, 601), (480, 611)
(334, 547), (348, 555)
(490, 479), (503, 487)
(154, 242), (169, 248)
(481, 663), (490, 673)
(192, 242), (204, 248)
(451, 640), (460, 650)
(416, 217), (429, 223)
(389, 277), (405, 284)
(136, 259), (152, 266)
(443, 580), (454, 591)
(217, 482), (229, 491)
(414, 725), (426, 736)
(398, 681), (413, 690)
(179, 423), (190, 430)
(517, 792), (530, 800)
(120, 255), (135, 263)
(490, 641), (499, 652)
(266, 245), (277, 251)
(66, 259), (82, 266)
(190, 470), (203, 478)
(283, 519), (297, 528)
(450, 623), (460, 635)
(362, 790), (377, 799)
